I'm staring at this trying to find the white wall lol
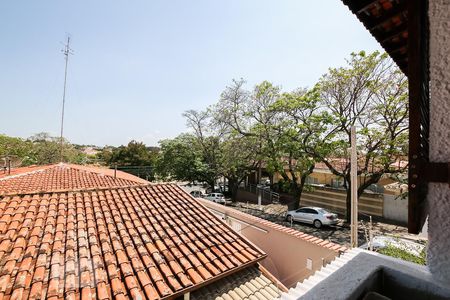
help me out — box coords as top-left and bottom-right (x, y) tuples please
(383, 195), (408, 224)
(429, 0), (450, 285)
(197, 199), (341, 288)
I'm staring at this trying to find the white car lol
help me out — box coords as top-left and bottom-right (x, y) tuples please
(286, 207), (338, 228)
(204, 193), (231, 204)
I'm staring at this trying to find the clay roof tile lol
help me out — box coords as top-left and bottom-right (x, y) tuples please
(0, 183), (266, 299)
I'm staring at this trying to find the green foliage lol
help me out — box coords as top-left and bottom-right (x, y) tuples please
(156, 134), (215, 185)
(379, 245), (427, 265)
(0, 132), (88, 166)
(1, 50), (408, 210)
(100, 140), (157, 166)
(97, 140), (158, 180)
(0, 134), (33, 165)
(315, 51), (408, 220)
(212, 79), (331, 207)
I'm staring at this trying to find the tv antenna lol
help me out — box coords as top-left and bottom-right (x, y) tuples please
(59, 35), (74, 162)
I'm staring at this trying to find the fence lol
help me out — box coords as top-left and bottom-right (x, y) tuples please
(240, 183), (406, 222)
(240, 184), (280, 204)
(300, 186), (383, 217)
(111, 165), (153, 180)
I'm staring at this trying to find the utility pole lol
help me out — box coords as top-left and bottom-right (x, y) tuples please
(350, 126), (358, 248)
(60, 36), (73, 162)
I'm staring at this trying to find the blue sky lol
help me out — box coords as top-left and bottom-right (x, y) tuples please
(0, 1), (381, 146)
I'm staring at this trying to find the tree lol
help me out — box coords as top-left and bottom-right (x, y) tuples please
(183, 110), (222, 189)
(214, 80), (327, 209)
(268, 87), (334, 209)
(0, 134), (33, 166)
(98, 140), (158, 180)
(218, 133), (259, 201)
(28, 132), (87, 165)
(315, 51), (408, 221)
(109, 141), (156, 166)
(156, 134), (216, 187)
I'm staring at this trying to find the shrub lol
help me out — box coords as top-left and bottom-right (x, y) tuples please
(378, 245), (426, 265)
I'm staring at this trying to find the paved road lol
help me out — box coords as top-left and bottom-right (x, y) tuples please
(228, 202), (424, 248)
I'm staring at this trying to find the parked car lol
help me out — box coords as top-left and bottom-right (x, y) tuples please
(204, 193), (231, 205)
(285, 207), (338, 228)
(190, 190), (205, 198)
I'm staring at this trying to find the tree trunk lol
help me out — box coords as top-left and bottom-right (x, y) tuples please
(207, 180), (215, 193)
(228, 178), (239, 202)
(285, 179), (304, 211)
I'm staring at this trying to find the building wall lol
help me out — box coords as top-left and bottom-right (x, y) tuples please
(383, 194), (408, 224)
(197, 199), (341, 288)
(429, 0), (450, 284)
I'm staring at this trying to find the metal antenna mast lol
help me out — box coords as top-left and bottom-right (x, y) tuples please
(59, 36), (73, 162)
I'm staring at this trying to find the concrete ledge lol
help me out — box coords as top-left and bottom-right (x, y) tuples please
(298, 250), (450, 300)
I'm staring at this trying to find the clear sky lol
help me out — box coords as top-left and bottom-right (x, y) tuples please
(0, 1), (382, 147)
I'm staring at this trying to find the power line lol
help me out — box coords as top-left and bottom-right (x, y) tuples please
(59, 35), (74, 162)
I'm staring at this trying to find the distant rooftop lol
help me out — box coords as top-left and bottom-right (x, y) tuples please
(0, 163), (148, 195)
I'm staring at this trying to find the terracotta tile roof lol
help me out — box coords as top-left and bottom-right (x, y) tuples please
(0, 165), (46, 179)
(0, 163), (148, 195)
(314, 158), (407, 173)
(0, 184), (266, 299)
(191, 264), (282, 300)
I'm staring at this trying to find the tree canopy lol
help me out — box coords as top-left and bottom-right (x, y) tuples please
(156, 51), (408, 214)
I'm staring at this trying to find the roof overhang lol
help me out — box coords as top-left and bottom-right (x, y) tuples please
(341, 0), (432, 234)
(342, 0), (408, 74)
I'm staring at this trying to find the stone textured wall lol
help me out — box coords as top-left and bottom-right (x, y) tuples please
(429, 0), (450, 285)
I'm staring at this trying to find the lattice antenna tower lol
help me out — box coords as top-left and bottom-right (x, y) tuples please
(59, 35), (74, 162)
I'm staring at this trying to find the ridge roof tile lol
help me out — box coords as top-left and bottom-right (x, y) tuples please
(0, 163), (147, 195)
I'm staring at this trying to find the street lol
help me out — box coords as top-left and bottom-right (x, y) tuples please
(227, 202), (425, 248)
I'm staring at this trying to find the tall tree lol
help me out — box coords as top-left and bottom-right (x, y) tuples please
(315, 51), (408, 221)
(268, 87), (334, 209)
(183, 110), (222, 190)
(156, 134), (210, 184)
(214, 80), (328, 209)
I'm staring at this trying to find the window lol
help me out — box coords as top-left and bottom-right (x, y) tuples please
(331, 178), (344, 188)
(304, 208), (318, 214)
(231, 222), (241, 233)
(305, 176), (319, 184)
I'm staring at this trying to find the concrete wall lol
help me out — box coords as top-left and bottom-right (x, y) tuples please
(429, 0), (450, 285)
(236, 189), (259, 203)
(198, 199), (342, 288)
(301, 186), (384, 217)
(383, 194), (408, 224)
